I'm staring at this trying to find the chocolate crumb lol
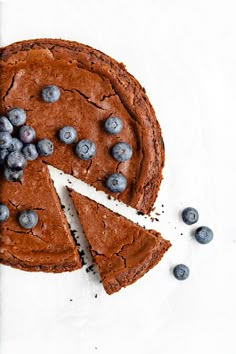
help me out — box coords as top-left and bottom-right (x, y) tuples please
(95, 294), (98, 298)
(70, 299), (73, 301)
(61, 204), (65, 209)
(162, 211), (164, 213)
(137, 211), (144, 216)
(71, 229), (77, 237)
(180, 233), (183, 236)
(86, 264), (94, 273)
(161, 204), (164, 207)
(79, 250), (86, 266)
(107, 195), (112, 200)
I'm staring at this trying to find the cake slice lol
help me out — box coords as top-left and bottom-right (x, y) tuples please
(69, 189), (171, 295)
(0, 161), (81, 272)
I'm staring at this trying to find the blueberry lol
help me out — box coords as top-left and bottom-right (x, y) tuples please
(37, 139), (54, 156)
(106, 173), (127, 193)
(19, 125), (36, 144)
(112, 142), (132, 162)
(0, 132), (12, 149)
(0, 116), (13, 134)
(0, 204), (10, 222)
(4, 167), (23, 182)
(6, 151), (27, 170)
(22, 144), (38, 161)
(195, 226), (213, 244)
(41, 85), (60, 103)
(7, 108), (26, 126)
(173, 264), (190, 280)
(18, 210), (38, 229)
(75, 139), (96, 160)
(7, 138), (23, 153)
(182, 207), (199, 225)
(104, 116), (123, 134)
(0, 149), (8, 164)
(59, 126), (77, 144)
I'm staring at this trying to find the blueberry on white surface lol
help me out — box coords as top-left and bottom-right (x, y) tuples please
(18, 210), (38, 229)
(41, 85), (60, 103)
(75, 139), (96, 160)
(0, 204), (10, 222)
(104, 117), (123, 134)
(112, 142), (132, 162)
(173, 264), (190, 280)
(182, 207), (199, 225)
(195, 226), (213, 244)
(59, 126), (77, 144)
(106, 173), (127, 193)
(7, 108), (26, 127)
(37, 139), (54, 156)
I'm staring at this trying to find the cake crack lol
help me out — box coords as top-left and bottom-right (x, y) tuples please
(59, 86), (105, 111)
(2, 73), (16, 101)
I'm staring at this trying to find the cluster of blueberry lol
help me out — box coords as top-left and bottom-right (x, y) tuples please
(32, 84), (131, 194)
(0, 107), (54, 182)
(0, 84), (133, 231)
(59, 116), (132, 194)
(173, 207), (214, 280)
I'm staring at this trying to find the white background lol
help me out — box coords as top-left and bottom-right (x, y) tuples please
(0, 0), (236, 353)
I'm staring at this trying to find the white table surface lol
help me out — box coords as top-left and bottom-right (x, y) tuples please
(0, 1), (235, 353)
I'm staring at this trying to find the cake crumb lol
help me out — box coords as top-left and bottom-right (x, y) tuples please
(69, 299), (73, 302)
(95, 294), (98, 298)
(137, 211), (144, 216)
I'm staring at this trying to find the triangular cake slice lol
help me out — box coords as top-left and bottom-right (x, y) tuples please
(0, 161), (81, 272)
(69, 189), (171, 295)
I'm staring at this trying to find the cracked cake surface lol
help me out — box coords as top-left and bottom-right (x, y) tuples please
(0, 161), (82, 272)
(0, 38), (165, 275)
(69, 189), (171, 294)
(0, 38), (164, 213)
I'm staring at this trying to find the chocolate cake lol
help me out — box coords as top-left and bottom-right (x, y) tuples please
(69, 189), (171, 294)
(0, 161), (81, 272)
(0, 38), (168, 279)
(0, 38), (164, 213)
